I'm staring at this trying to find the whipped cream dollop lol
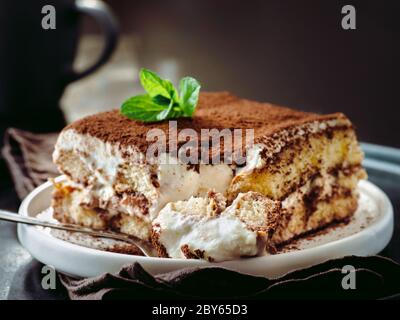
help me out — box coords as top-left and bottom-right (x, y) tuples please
(153, 196), (260, 262)
(152, 191), (275, 262)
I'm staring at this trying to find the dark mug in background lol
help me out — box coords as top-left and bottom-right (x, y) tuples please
(0, 0), (119, 133)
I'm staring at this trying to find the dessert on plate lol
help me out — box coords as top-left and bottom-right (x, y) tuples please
(51, 70), (366, 261)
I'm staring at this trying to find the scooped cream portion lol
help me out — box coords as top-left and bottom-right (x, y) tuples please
(152, 192), (277, 262)
(154, 210), (258, 262)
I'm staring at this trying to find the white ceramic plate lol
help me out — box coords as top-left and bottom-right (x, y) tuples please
(18, 178), (394, 279)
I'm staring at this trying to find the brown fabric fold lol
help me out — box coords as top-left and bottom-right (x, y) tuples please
(1, 128), (59, 199)
(60, 256), (400, 300)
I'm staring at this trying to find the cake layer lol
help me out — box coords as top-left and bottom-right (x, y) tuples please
(272, 168), (364, 244)
(229, 124), (365, 201)
(52, 181), (152, 240)
(53, 164), (363, 256)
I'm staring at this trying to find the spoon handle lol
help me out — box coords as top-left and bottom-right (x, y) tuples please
(0, 209), (153, 256)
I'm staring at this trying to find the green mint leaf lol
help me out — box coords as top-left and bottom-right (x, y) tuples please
(179, 77), (201, 116)
(156, 99), (175, 121)
(139, 68), (179, 102)
(152, 94), (171, 106)
(121, 69), (201, 122)
(121, 94), (167, 122)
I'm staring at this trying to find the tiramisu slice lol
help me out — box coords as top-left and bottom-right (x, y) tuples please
(52, 91), (366, 259)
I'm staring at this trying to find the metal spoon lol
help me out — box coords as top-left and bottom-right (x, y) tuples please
(0, 209), (156, 257)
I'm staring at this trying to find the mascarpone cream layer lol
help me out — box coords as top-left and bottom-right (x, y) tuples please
(53, 129), (234, 219)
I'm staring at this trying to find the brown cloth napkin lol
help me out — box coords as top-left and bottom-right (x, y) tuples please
(2, 128), (400, 300)
(60, 256), (400, 300)
(1, 128), (59, 199)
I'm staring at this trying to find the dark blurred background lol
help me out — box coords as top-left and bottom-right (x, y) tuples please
(94, 0), (398, 146)
(0, 0), (398, 202)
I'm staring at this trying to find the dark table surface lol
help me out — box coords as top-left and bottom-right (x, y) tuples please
(0, 143), (399, 300)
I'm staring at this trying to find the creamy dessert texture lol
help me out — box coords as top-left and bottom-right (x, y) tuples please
(152, 191), (280, 261)
(52, 92), (366, 261)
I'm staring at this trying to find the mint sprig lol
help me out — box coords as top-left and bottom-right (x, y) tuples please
(121, 68), (201, 122)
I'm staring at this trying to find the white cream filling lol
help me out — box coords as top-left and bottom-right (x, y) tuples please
(154, 199), (258, 261)
(237, 144), (264, 174)
(54, 129), (234, 219)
